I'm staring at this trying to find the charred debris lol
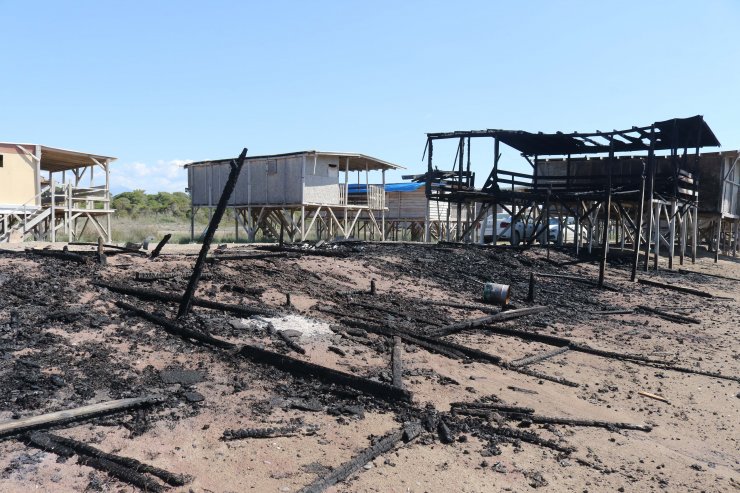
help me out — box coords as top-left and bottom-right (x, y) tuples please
(0, 145), (738, 492)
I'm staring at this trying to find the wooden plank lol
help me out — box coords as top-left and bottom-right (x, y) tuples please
(637, 278), (713, 298)
(427, 306), (548, 338)
(509, 346), (570, 368)
(0, 396), (162, 439)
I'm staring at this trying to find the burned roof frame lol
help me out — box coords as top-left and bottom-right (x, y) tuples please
(425, 115), (720, 157)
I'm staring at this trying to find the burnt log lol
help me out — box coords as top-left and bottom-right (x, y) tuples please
(26, 432), (166, 492)
(427, 306), (548, 338)
(26, 248), (87, 263)
(277, 330), (306, 354)
(32, 432), (189, 486)
(637, 278), (713, 298)
(636, 305), (700, 325)
(0, 396), (162, 440)
(179, 148), (247, 318)
(509, 346), (570, 368)
(98, 281), (276, 317)
(238, 343), (412, 403)
(298, 423), (421, 493)
(115, 300), (236, 350)
(149, 234), (172, 259)
(222, 426), (298, 440)
(500, 414), (652, 432)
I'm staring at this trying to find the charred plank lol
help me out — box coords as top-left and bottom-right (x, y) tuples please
(298, 423), (420, 493)
(98, 281), (276, 317)
(238, 343), (412, 403)
(427, 306), (548, 338)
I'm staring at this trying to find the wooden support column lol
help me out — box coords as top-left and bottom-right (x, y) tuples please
(679, 209), (687, 266)
(598, 142), (613, 288)
(381, 169), (386, 241)
(653, 201), (661, 270)
(691, 205), (698, 263)
(631, 161), (647, 282)
(668, 199), (677, 269)
(643, 127), (656, 270)
(575, 202), (580, 254)
(714, 216), (722, 262)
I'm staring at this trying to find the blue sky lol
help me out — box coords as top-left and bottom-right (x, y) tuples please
(2, 1), (739, 193)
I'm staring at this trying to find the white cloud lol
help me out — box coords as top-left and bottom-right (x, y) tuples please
(111, 159), (192, 193)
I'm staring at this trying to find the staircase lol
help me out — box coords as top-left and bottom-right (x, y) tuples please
(0, 208), (52, 242)
(0, 185), (53, 243)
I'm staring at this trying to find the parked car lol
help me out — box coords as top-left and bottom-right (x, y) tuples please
(547, 217), (575, 243)
(483, 213), (515, 242)
(483, 213), (540, 245)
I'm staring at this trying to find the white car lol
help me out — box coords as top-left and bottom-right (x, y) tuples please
(483, 213), (535, 245)
(548, 217), (576, 243)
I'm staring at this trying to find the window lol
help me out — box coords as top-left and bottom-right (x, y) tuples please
(267, 160), (278, 175)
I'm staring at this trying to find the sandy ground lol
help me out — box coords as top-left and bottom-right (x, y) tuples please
(0, 241), (738, 492)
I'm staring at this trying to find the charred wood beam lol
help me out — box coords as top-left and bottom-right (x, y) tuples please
(391, 336), (404, 389)
(487, 325), (739, 383)
(277, 330), (307, 354)
(69, 242), (147, 255)
(678, 268), (740, 282)
(115, 300), (237, 350)
(255, 245), (349, 258)
(25, 248), (87, 263)
(29, 432), (190, 486)
(222, 426), (298, 440)
(426, 306), (548, 338)
(405, 298), (498, 314)
(348, 300), (445, 326)
(207, 252), (293, 262)
(341, 318), (467, 360)
(637, 278), (713, 298)
(501, 414), (652, 432)
(535, 273), (620, 292)
(98, 281), (277, 317)
(238, 343), (412, 403)
(0, 396), (162, 440)
(636, 305), (700, 325)
(149, 234), (172, 259)
(486, 425), (575, 454)
(508, 366), (580, 387)
(179, 148), (247, 318)
(341, 318), (502, 364)
(134, 272), (179, 282)
(26, 432), (166, 492)
(450, 402), (535, 415)
(585, 309), (633, 315)
(298, 423), (421, 493)
(509, 346), (570, 368)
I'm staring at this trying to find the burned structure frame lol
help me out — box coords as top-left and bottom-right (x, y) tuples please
(422, 116), (721, 283)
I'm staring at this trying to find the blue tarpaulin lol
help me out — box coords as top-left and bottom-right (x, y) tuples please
(347, 183), (424, 194)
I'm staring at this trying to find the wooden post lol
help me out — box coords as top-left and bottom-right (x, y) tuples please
(668, 199), (677, 269)
(691, 205), (698, 264)
(598, 142), (613, 288)
(178, 148), (247, 319)
(381, 168), (386, 241)
(631, 161), (646, 282)
(643, 127), (656, 270)
(653, 202), (661, 270)
(575, 202), (580, 254)
(714, 217), (721, 262)
(679, 210), (686, 266)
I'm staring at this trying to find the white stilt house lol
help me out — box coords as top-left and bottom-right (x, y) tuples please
(347, 183), (472, 241)
(0, 143), (116, 242)
(186, 151), (403, 242)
